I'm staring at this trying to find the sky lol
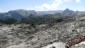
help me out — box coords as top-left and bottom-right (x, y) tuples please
(0, 0), (85, 12)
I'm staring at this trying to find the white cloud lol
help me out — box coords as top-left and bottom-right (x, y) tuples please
(0, 9), (7, 13)
(0, 9), (4, 12)
(27, 0), (81, 11)
(26, 8), (35, 10)
(75, 0), (80, 2)
(35, 0), (63, 11)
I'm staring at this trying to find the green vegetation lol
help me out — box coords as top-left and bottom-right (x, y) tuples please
(4, 17), (17, 24)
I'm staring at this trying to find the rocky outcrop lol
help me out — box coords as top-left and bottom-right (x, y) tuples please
(66, 35), (85, 47)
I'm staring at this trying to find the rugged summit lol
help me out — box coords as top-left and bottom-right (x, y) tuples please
(63, 8), (74, 14)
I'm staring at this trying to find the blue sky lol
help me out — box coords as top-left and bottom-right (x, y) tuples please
(0, 0), (85, 12)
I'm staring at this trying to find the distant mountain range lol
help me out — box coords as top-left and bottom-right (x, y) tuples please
(0, 9), (36, 20)
(0, 8), (84, 20)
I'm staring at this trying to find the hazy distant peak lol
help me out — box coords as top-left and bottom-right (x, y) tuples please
(63, 8), (74, 14)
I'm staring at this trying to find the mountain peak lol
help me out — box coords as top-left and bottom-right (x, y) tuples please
(63, 8), (74, 14)
(65, 8), (69, 10)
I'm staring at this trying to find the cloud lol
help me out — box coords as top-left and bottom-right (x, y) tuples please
(26, 8), (35, 10)
(75, 0), (80, 2)
(0, 9), (8, 12)
(0, 9), (5, 12)
(27, 0), (81, 11)
(35, 0), (63, 11)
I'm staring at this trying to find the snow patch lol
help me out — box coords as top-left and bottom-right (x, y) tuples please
(42, 42), (66, 48)
(75, 41), (85, 46)
(6, 43), (26, 48)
